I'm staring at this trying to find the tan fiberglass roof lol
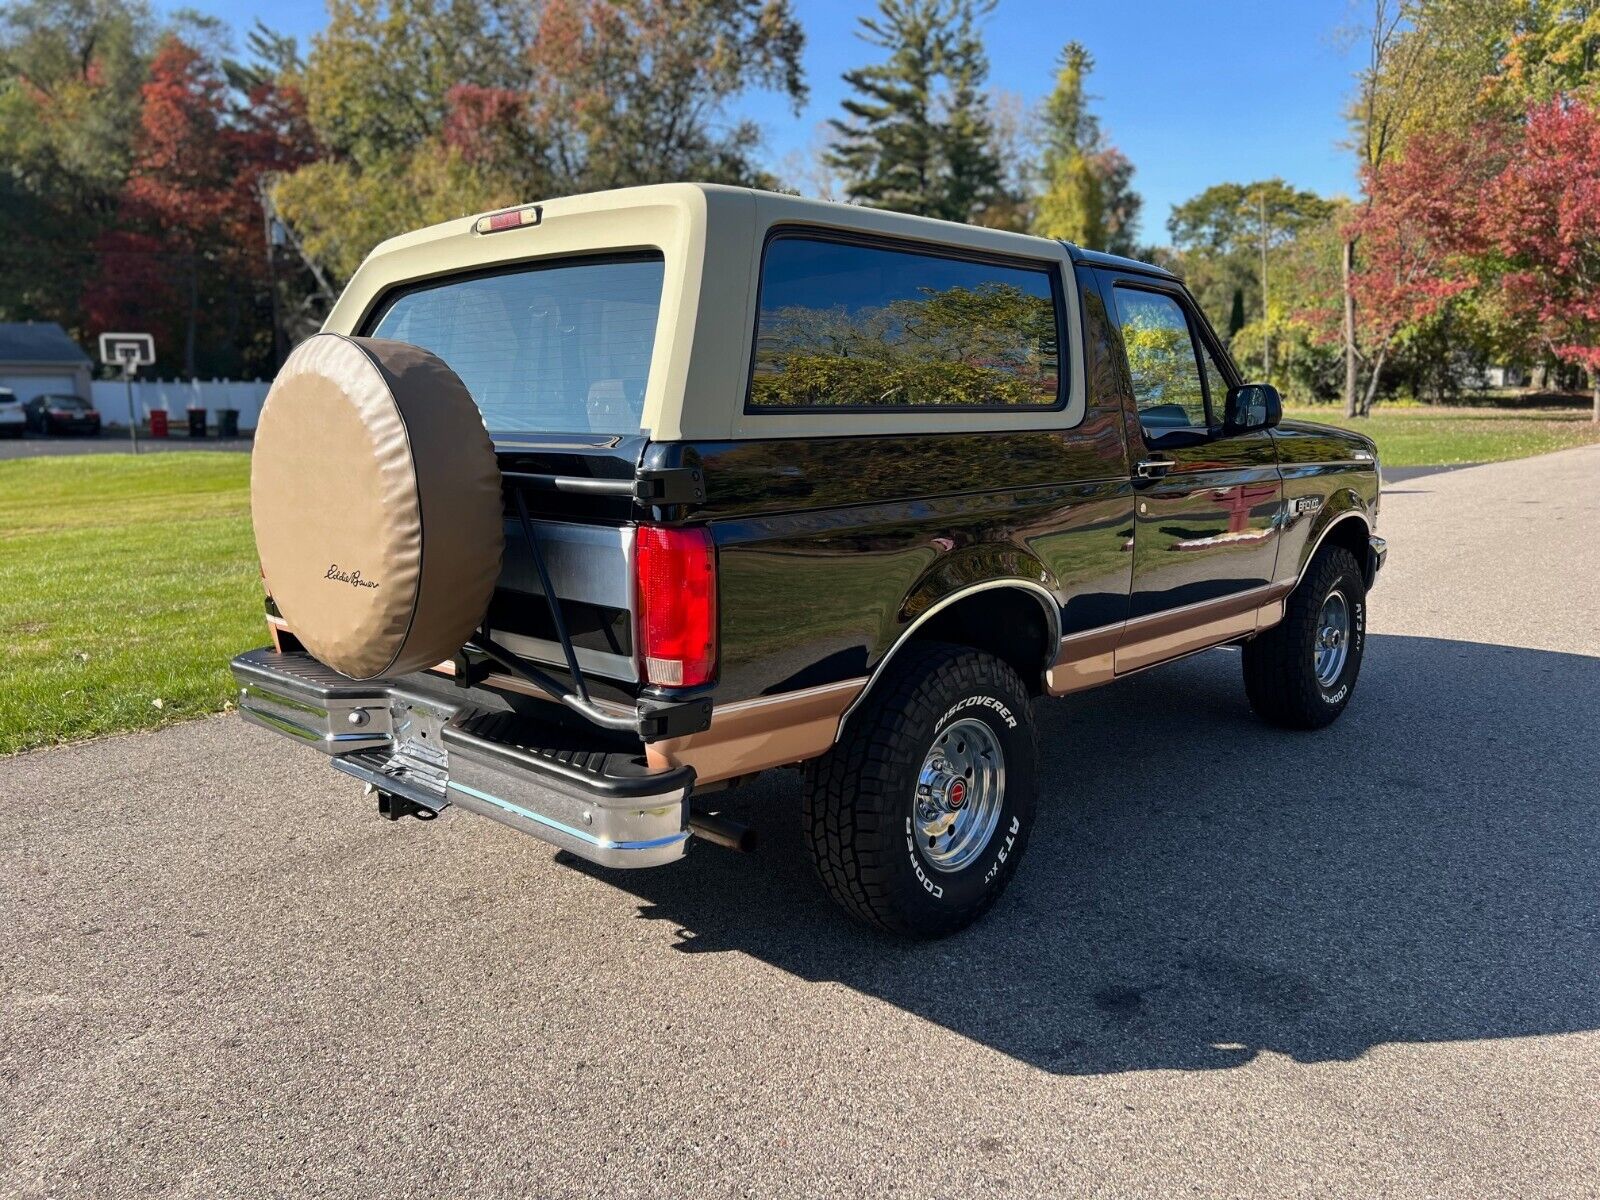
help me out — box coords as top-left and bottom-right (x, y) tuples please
(324, 184), (1086, 441)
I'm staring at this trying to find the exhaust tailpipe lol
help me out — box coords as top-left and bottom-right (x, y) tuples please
(687, 810), (756, 853)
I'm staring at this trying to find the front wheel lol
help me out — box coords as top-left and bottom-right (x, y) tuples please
(1243, 544), (1367, 729)
(803, 643), (1037, 938)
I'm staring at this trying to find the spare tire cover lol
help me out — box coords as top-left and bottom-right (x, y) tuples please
(251, 334), (503, 680)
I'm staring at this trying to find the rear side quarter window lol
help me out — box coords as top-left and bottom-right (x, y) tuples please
(747, 234), (1065, 412)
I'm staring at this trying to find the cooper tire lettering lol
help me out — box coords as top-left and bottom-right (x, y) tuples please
(904, 818), (945, 899)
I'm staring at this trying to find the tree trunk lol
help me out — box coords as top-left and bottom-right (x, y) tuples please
(1591, 367), (1599, 424)
(1260, 190), (1271, 382)
(183, 256), (198, 379)
(1342, 238), (1358, 418)
(261, 189), (285, 371)
(1360, 345), (1388, 417)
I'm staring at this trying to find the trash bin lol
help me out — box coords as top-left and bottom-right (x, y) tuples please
(187, 407), (207, 438)
(217, 408), (239, 438)
(149, 410), (169, 438)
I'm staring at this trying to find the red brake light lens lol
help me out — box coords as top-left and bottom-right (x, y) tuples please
(635, 525), (717, 689)
(473, 204), (544, 234)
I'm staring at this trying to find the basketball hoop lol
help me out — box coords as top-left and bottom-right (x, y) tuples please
(97, 332), (155, 455)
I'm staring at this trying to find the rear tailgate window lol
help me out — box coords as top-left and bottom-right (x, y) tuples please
(366, 253), (665, 437)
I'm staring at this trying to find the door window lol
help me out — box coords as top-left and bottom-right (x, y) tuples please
(1111, 288), (1209, 433)
(1200, 342), (1232, 417)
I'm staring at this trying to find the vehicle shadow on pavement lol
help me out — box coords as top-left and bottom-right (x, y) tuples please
(570, 634), (1600, 1076)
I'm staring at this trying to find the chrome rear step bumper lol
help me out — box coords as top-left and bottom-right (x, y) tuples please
(231, 648), (694, 868)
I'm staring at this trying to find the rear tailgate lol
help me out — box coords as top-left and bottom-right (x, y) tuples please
(359, 251), (673, 700)
(489, 435), (648, 692)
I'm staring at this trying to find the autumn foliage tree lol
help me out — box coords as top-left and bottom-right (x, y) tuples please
(84, 36), (316, 375)
(1338, 123), (1497, 413)
(277, 0), (806, 284)
(1325, 0), (1600, 412)
(0, 0), (153, 331)
(1480, 99), (1600, 422)
(86, 40), (230, 373)
(529, 0), (806, 191)
(1316, 93), (1600, 418)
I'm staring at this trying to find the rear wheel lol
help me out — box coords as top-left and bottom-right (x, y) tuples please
(803, 643), (1037, 937)
(1243, 544), (1367, 729)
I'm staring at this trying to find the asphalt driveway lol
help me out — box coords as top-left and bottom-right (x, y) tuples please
(3, 446), (1597, 1198)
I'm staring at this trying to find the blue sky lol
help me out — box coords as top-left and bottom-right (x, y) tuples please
(174, 0), (1367, 246)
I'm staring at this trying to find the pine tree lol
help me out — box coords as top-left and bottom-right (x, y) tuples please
(934, 1), (1001, 222)
(1033, 43), (1106, 245)
(1032, 42), (1141, 251)
(826, 0), (1000, 222)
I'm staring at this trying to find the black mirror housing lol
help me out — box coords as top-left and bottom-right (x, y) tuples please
(1225, 383), (1282, 434)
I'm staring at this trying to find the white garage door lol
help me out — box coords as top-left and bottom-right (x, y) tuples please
(0, 374), (78, 403)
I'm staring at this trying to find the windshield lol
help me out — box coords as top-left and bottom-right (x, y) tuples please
(367, 253), (665, 437)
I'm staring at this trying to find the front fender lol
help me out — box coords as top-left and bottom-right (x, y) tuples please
(1281, 483), (1372, 587)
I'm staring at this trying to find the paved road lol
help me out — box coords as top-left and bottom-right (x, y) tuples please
(4, 447), (1598, 1198)
(0, 433), (252, 460)
(1380, 462), (1476, 484)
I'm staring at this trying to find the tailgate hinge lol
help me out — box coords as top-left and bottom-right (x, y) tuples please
(634, 466), (706, 506)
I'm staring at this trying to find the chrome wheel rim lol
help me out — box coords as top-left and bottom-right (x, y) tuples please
(1314, 588), (1351, 687)
(914, 717), (1005, 873)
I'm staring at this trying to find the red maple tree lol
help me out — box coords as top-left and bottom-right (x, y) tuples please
(1339, 122), (1502, 412)
(1480, 100), (1600, 422)
(84, 37), (316, 376)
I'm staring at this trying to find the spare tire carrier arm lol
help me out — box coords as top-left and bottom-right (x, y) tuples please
(462, 479), (712, 742)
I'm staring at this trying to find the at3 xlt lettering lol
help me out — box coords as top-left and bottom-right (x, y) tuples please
(233, 184), (1386, 939)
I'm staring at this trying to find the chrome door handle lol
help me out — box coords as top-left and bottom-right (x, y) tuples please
(1135, 457), (1174, 479)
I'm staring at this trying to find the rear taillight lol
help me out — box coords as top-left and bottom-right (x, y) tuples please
(635, 525), (717, 689)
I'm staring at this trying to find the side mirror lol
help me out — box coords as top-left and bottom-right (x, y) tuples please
(1224, 383), (1282, 434)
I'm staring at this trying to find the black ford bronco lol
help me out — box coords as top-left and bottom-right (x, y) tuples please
(234, 184), (1385, 937)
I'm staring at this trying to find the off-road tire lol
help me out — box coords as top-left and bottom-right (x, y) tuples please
(803, 643), (1038, 938)
(1243, 544), (1367, 730)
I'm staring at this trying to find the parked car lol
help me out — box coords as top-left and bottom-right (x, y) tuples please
(0, 388), (22, 438)
(26, 394), (101, 436)
(232, 184), (1384, 937)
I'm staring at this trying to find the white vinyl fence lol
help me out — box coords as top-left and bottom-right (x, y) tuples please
(90, 378), (272, 432)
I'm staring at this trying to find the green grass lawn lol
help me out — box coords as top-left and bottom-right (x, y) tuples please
(4, 403), (1599, 755)
(0, 453), (264, 755)
(1282, 404), (1600, 466)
